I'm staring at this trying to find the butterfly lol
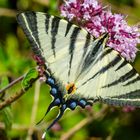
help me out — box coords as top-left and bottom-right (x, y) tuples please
(17, 11), (140, 137)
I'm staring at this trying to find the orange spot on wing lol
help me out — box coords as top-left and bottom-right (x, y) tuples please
(66, 83), (76, 94)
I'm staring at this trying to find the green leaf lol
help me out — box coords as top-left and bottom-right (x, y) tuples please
(0, 0), (9, 7)
(0, 76), (12, 130)
(2, 106), (13, 130)
(21, 68), (39, 90)
(49, 0), (59, 15)
(0, 76), (9, 90)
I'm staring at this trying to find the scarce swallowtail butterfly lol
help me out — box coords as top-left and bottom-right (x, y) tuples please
(17, 11), (140, 137)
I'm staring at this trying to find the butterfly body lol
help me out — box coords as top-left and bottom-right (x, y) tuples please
(17, 11), (140, 134)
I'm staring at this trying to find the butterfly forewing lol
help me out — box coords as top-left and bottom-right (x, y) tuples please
(17, 11), (94, 85)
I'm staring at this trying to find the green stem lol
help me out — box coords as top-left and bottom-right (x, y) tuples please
(0, 75), (24, 94)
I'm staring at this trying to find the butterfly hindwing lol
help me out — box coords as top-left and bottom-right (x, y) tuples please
(101, 50), (140, 106)
(75, 46), (140, 106)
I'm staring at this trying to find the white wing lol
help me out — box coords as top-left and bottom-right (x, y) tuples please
(17, 11), (140, 107)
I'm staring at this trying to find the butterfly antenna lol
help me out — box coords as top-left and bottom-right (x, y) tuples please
(42, 105), (66, 139)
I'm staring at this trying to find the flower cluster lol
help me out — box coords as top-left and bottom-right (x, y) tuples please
(61, 0), (102, 21)
(60, 0), (140, 61)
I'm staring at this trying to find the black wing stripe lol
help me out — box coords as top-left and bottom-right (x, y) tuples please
(51, 17), (60, 57)
(25, 12), (40, 45)
(80, 55), (121, 87)
(111, 89), (140, 99)
(81, 34), (108, 72)
(45, 14), (51, 34)
(68, 27), (80, 77)
(102, 68), (137, 88)
(82, 33), (91, 58)
(124, 75), (140, 86)
(65, 22), (73, 37)
(93, 48), (113, 66)
(99, 54), (121, 74)
(99, 48), (113, 61)
(74, 33), (92, 80)
(115, 60), (127, 71)
(17, 12), (44, 58)
(17, 12), (40, 49)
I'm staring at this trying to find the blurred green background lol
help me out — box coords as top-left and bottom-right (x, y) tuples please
(0, 0), (140, 140)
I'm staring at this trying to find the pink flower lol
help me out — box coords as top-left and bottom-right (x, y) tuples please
(60, 0), (140, 61)
(122, 106), (135, 112)
(51, 122), (61, 132)
(61, 0), (81, 21)
(60, 0), (102, 22)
